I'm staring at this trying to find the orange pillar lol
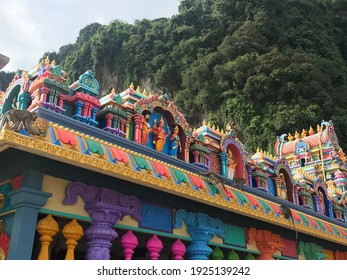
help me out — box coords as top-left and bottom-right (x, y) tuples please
(247, 228), (284, 260)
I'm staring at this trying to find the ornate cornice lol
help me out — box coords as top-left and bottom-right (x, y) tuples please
(0, 127), (346, 246)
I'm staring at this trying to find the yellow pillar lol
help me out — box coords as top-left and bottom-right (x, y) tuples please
(62, 219), (84, 260)
(273, 177), (281, 198)
(37, 215), (59, 260)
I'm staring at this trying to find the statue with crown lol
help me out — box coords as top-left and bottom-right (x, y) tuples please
(169, 125), (182, 158)
(152, 116), (167, 152)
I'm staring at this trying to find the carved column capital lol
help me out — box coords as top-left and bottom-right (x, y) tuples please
(247, 228), (284, 260)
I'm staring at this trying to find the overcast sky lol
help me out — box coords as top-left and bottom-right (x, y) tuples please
(0, 0), (180, 72)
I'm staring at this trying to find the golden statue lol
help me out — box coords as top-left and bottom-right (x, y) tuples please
(141, 114), (152, 145)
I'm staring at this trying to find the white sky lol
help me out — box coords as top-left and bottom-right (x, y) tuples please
(0, 0), (180, 72)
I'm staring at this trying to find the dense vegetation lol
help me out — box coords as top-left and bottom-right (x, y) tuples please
(0, 71), (15, 92)
(2, 0), (347, 153)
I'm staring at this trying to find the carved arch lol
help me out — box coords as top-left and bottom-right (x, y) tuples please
(1, 79), (24, 114)
(274, 159), (295, 203)
(314, 176), (329, 216)
(134, 95), (189, 132)
(222, 138), (245, 179)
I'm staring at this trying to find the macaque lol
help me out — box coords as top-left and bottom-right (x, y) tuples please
(0, 109), (39, 135)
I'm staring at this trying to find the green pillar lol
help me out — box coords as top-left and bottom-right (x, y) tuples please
(7, 169), (52, 260)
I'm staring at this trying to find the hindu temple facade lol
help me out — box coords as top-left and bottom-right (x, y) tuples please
(0, 58), (346, 260)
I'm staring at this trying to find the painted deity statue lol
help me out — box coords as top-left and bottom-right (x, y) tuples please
(152, 117), (167, 152)
(141, 114), (152, 145)
(319, 191), (326, 215)
(279, 173), (287, 200)
(227, 151), (237, 180)
(169, 125), (182, 158)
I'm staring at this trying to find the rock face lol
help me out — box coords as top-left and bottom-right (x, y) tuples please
(0, 54), (9, 70)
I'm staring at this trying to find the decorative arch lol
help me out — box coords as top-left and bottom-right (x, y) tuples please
(223, 138), (245, 179)
(1, 79), (24, 114)
(274, 159), (295, 203)
(314, 176), (329, 216)
(134, 95), (189, 132)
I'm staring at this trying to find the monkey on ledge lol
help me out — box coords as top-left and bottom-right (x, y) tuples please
(0, 109), (40, 135)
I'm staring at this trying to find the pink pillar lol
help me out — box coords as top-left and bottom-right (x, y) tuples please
(146, 235), (163, 260)
(133, 114), (143, 144)
(58, 94), (64, 107)
(171, 239), (186, 260)
(40, 86), (49, 102)
(120, 119), (127, 133)
(120, 230), (138, 260)
(105, 113), (113, 128)
(192, 151), (199, 163)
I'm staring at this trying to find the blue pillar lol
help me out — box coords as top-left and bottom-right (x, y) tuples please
(91, 107), (98, 122)
(186, 227), (214, 260)
(328, 200), (334, 218)
(75, 100), (84, 117)
(174, 209), (224, 260)
(7, 169), (51, 260)
(246, 166), (253, 188)
(18, 91), (31, 110)
(218, 152), (228, 177)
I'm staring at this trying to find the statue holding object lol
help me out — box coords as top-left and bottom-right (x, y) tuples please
(141, 114), (152, 145)
(152, 117), (167, 152)
(169, 125), (182, 158)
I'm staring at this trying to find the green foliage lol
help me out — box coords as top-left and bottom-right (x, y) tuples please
(0, 71), (15, 91)
(29, 0), (347, 152)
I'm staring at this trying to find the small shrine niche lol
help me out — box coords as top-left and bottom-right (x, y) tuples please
(133, 94), (189, 161)
(225, 143), (245, 180)
(295, 141), (311, 168)
(64, 70), (101, 126)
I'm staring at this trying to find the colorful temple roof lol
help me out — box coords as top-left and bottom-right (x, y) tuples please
(0, 61), (347, 259)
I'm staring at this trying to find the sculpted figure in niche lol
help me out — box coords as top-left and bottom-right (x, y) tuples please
(169, 125), (182, 158)
(141, 114), (152, 145)
(152, 117), (167, 152)
(319, 191), (326, 215)
(227, 151), (237, 180)
(279, 173), (288, 200)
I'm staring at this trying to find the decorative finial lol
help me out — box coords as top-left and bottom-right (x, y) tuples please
(130, 83), (134, 89)
(257, 147), (260, 153)
(202, 120), (206, 126)
(301, 128), (307, 138)
(288, 133), (293, 141)
(149, 91), (153, 97)
(136, 86), (141, 92)
(317, 124), (321, 132)
(294, 130), (300, 139)
(193, 127), (197, 132)
(51, 60), (56, 66)
(309, 126), (314, 135)
(143, 89), (147, 95)
(216, 126), (220, 132)
(111, 87), (116, 94)
(44, 56), (50, 65)
(221, 128), (225, 134)
(208, 121), (211, 127)
(212, 124), (216, 130)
